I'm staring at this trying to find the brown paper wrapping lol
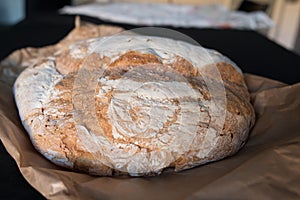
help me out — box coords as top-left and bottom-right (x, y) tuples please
(0, 20), (299, 200)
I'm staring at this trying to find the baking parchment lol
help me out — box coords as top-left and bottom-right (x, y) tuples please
(0, 20), (299, 200)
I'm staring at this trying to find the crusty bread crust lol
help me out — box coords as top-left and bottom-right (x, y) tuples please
(14, 35), (255, 176)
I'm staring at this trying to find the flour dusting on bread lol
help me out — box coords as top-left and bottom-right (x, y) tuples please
(14, 35), (255, 176)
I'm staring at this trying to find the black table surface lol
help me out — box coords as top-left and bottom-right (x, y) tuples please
(0, 12), (299, 200)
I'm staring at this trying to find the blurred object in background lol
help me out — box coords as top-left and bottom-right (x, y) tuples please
(266, 0), (300, 51)
(69, 0), (231, 6)
(61, 2), (273, 30)
(231, 0), (300, 52)
(74, 0), (229, 7)
(0, 0), (25, 25)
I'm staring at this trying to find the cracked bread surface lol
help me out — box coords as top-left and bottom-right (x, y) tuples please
(14, 35), (255, 176)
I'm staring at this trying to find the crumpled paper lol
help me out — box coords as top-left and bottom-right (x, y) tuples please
(0, 20), (299, 200)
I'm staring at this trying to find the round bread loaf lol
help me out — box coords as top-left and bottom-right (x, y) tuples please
(14, 35), (255, 176)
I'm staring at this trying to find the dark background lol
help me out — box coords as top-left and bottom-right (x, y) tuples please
(0, 1), (299, 199)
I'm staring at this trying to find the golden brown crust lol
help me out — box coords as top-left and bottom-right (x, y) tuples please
(56, 50), (84, 75)
(170, 56), (199, 77)
(109, 51), (163, 69)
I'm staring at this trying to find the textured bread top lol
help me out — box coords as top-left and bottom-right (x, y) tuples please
(14, 35), (255, 176)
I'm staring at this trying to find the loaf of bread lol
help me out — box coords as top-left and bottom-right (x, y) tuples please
(14, 35), (255, 176)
